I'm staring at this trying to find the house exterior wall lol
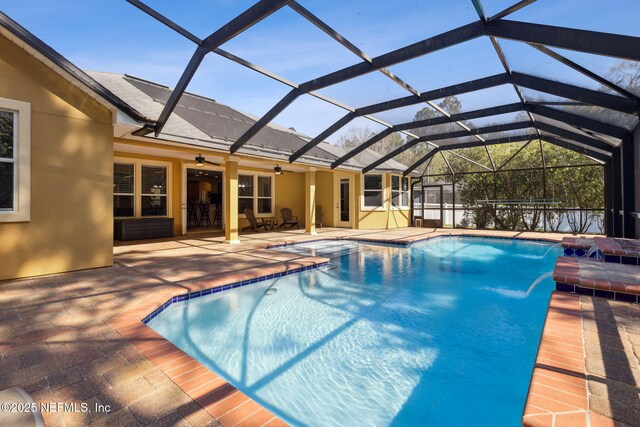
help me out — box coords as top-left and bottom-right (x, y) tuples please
(111, 142), (410, 234)
(272, 171), (304, 229)
(113, 141), (308, 233)
(357, 173), (410, 230)
(0, 34), (113, 280)
(315, 171), (334, 227)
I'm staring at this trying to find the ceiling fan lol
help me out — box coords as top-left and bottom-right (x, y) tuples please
(195, 154), (220, 167)
(273, 164), (291, 175)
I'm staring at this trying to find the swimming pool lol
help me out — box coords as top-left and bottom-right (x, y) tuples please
(148, 236), (561, 426)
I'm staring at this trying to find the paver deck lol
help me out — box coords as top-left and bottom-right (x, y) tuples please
(523, 292), (640, 427)
(0, 227), (626, 426)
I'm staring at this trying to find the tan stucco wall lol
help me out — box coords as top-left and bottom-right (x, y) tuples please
(273, 171), (305, 228)
(356, 173), (410, 230)
(0, 35), (114, 280)
(315, 171), (334, 227)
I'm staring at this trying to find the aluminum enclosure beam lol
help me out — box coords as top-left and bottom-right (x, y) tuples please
(125, 0), (635, 179)
(151, 0), (293, 136)
(486, 20), (640, 62)
(231, 20), (486, 153)
(363, 119), (613, 173)
(332, 104), (524, 169)
(229, 88), (301, 152)
(288, 73), (509, 162)
(404, 133), (609, 176)
(290, 0), (488, 152)
(363, 121), (533, 173)
(526, 104), (629, 139)
(294, 70), (634, 163)
(487, 0), (537, 22)
(298, 21), (484, 93)
(528, 44), (640, 102)
(510, 72), (639, 115)
(290, 74), (510, 161)
(338, 94), (622, 170)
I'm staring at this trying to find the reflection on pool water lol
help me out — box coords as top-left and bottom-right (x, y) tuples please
(148, 237), (561, 426)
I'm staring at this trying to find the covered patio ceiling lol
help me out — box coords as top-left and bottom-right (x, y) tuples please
(127, 0), (640, 176)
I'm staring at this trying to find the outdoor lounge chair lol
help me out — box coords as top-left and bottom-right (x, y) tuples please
(279, 207), (299, 229)
(315, 205), (323, 228)
(242, 208), (267, 232)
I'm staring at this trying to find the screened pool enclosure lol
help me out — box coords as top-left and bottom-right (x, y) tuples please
(124, 0), (640, 237)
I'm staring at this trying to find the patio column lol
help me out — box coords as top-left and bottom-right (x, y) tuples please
(305, 169), (316, 235)
(224, 157), (240, 243)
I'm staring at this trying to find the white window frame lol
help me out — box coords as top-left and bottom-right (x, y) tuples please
(361, 173), (386, 211)
(238, 172), (275, 218)
(113, 157), (172, 218)
(391, 175), (410, 210)
(0, 98), (30, 223)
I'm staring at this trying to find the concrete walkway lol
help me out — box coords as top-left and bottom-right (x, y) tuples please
(0, 228), (587, 426)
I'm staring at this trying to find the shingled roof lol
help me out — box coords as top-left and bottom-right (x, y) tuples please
(89, 71), (412, 174)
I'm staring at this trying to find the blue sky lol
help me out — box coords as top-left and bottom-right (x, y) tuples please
(2, 0), (639, 142)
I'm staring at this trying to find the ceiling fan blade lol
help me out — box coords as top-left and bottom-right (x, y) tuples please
(204, 160), (220, 166)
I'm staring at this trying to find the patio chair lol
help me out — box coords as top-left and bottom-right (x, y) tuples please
(279, 207), (300, 229)
(315, 205), (323, 228)
(242, 208), (267, 232)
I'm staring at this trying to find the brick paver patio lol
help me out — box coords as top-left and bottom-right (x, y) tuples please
(1, 227), (624, 426)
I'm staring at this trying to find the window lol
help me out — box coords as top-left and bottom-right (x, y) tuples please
(0, 110), (15, 211)
(238, 174), (254, 213)
(257, 176), (272, 214)
(141, 166), (167, 216)
(0, 98), (30, 222)
(363, 174), (383, 208)
(114, 163), (134, 217)
(113, 158), (171, 218)
(391, 175), (409, 208)
(238, 174), (273, 216)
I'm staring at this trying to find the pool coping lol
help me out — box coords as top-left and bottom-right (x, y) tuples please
(522, 292), (590, 426)
(522, 292), (636, 427)
(110, 232), (568, 426)
(553, 257), (640, 303)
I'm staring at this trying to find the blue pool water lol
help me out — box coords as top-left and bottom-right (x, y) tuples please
(148, 237), (561, 426)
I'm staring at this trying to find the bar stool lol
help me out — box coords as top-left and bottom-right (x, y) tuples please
(199, 202), (212, 227)
(212, 209), (222, 226)
(187, 202), (199, 229)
